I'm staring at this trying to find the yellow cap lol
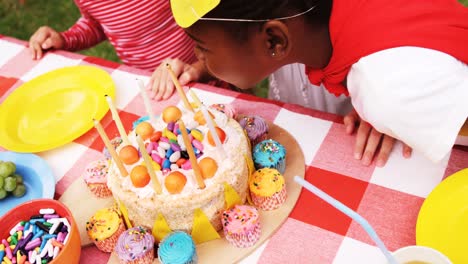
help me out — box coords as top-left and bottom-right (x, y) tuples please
(170, 0), (220, 28)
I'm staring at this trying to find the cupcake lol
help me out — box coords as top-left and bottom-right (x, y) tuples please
(103, 136), (123, 159)
(86, 207), (126, 253)
(253, 139), (287, 174)
(209, 103), (237, 119)
(249, 168), (287, 211)
(221, 205), (261, 248)
(115, 226), (155, 264)
(238, 115), (269, 146)
(82, 159), (113, 198)
(158, 231), (197, 264)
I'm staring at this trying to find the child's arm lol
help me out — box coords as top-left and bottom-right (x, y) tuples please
(347, 47), (468, 163)
(147, 59), (210, 101)
(344, 109), (412, 167)
(59, 16), (107, 52)
(28, 2), (106, 60)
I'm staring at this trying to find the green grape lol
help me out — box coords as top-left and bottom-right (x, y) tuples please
(4, 176), (17, 192)
(12, 184), (26, 197)
(0, 189), (7, 199)
(0, 161), (15, 178)
(13, 174), (23, 184)
(0, 177), (4, 189)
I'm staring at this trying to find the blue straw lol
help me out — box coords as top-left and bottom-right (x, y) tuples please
(294, 176), (398, 264)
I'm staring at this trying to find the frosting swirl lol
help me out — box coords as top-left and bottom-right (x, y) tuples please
(249, 168), (285, 197)
(86, 207), (122, 241)
(115, 227), (154, 261)
(222, 205), (259, 235)
(238, 115), (268, 141)
(209, 103), (237, 119)
(158, 231), (196, 264)
(253, 139), (286, 168)
(83, 159), (109, 184)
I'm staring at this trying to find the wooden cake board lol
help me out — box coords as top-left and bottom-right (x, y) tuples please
(60, 122), (306, 263)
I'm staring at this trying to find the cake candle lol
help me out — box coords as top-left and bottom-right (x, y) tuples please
(178, 120), (205, 189)
(137, 78), (156, 125)
(189, 89), (202, 108)
(200, 105), (226, 159)
(136, 134), (162, 194)
(93, 119), (128, 177)
(105, 95), (131, 145)
(166, 64), (194, 112)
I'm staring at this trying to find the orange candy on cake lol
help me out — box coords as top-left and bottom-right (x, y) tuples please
(135, 121), (154, 140)
(199, 157), (218, 179)
(165, 171), (187, 194)
(162, 106), (182, 123)
(194, 110), (214, 125)
(130, 165), (151, 188)
(119, 145), (140, 165)
(207, 127), (226, 146)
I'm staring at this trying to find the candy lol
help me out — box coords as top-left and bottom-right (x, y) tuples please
(170, 142), (181, 152)
(169, 151), (181, 163)
(191, 139), (204, 151)
(190, 129), (203, 142)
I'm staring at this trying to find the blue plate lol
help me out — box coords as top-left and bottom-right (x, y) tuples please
(0, 152), (55, 216)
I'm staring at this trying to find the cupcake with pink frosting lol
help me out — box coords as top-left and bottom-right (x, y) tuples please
(238, 115), (269, 147)
(115, 226), (155, 264)
(209, 103), (237, 119)
(82, 159), (112, 198)
(221, 205), (261, 248)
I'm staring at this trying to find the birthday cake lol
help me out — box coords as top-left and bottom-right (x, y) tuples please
(106, 105), (251, 232)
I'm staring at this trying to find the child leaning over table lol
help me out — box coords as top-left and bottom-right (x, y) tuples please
(28, 0), (226, 101)
(166, 0), (468, 164)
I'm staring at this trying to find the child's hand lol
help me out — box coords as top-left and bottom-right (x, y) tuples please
(344, 109), (412, 167)
(29, 26), (65, 60)
(148, 59), (205, 101)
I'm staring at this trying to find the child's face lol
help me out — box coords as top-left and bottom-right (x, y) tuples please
(187, 23), (278, 89)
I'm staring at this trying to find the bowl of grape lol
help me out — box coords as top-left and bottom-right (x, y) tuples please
(0, 152), (55, 216)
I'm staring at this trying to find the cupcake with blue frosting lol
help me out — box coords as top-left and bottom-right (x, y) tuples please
(253, 139), (286, 174)
(158, 231), (197, 264)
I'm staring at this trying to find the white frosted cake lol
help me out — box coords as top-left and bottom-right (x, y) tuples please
(107, 105), (251, 232)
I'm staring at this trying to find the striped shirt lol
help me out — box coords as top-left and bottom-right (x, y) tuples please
(60, 0), (196, 71)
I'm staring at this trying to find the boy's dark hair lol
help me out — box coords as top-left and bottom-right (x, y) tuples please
(198, 0), (332, 41)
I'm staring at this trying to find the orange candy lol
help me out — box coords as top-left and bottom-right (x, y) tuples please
(207, 127), (226, 146)
(136, 122), (154, 140)
(150, 131), (162, 142)
(194, 110), (214, 125)
(130, 165), (151, 188)
(119, 145), (140, 165)
(199, 157), (218, 179)
(164, 171), (187, 194)
(162, 106), (182, 123)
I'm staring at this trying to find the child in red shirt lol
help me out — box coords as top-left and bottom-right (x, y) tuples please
(169, 0), (468, 164)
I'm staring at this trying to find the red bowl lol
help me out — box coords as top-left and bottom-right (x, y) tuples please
(0, 199), (81, 264)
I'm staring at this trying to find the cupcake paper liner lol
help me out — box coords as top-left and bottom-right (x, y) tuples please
(224, 222), (261, 248)
(252, 187), (287, 211)
(94, 221), (126, 253)
(119, 248), (154, 264)
(87, 182), (113, 198)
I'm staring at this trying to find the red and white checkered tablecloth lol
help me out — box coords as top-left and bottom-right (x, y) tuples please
(1, 35), (467, 264)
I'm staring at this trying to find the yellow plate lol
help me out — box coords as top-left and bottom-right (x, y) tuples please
(416, 168), (468, 264)
(0, 65), (115, 152)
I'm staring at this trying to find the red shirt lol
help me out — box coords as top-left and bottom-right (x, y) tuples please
(61, 0), (196, 71)
(307, 0), (468, 96)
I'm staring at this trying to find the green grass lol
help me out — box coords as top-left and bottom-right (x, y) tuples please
(1, 0), (467, 97)
(0, 0), (119, 62)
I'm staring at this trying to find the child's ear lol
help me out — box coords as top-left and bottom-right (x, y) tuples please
(263, 21), (291, 60)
